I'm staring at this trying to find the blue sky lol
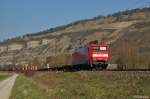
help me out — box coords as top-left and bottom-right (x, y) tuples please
(0, 0), (149, 41)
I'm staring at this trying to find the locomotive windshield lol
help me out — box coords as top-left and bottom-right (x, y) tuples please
(92, 46), (107, 51)
(100, 46), (106, 50)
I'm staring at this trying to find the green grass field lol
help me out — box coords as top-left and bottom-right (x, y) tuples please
(10, 74), (50, 99)
(0, 72), (12, 81)
(11, 71), (150, 99)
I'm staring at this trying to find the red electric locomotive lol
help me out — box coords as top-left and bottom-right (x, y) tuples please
(72, 40), (110, 69)
(88, 40), (110, 69)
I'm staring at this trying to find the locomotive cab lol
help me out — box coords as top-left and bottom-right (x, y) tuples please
(88, 40), (110, 70)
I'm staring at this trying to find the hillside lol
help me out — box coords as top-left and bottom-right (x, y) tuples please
(111, 20), (150, 69)
(0, 7), (150, 68)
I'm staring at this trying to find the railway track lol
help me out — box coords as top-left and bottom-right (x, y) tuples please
(37, 66), (150, 72)
(1, 64), (150, 72)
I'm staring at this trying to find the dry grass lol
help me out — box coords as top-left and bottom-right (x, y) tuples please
(26, 71), (150, 99)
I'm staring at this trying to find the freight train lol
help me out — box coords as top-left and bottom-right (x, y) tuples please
(45, 40), (110, 71)
(0, 40), (110, 72)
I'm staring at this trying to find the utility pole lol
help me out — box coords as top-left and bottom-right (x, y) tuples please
(54, 38), (58, 56)
(78, 38), (82, 47)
